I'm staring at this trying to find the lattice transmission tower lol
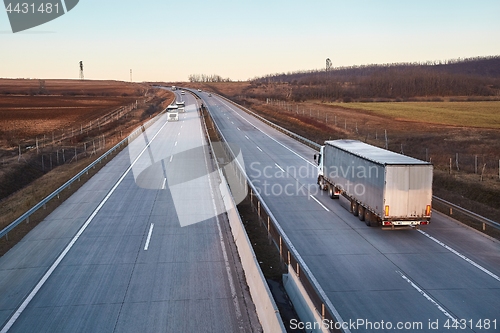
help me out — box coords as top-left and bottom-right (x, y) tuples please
(326, 58), (332, 72)
(79, 61), (84, 80)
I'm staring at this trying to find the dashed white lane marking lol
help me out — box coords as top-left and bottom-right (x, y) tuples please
(418, 229), (500, 282)
(0, 117), (170, 333)
(309, 195), (330, 212)
(144, 223), (154, 250)
(218, 99), (316, 167)
(398, 271), (457, 321)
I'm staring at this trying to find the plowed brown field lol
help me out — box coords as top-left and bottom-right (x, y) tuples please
(0, 79), (144, 140)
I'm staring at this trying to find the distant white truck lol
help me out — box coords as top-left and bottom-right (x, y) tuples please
(176, 100), (185, 113)
(166, 104), (179, 121)
(315, 140), (433, 228)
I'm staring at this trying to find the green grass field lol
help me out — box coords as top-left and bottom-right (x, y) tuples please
(327, 101), (500, 128)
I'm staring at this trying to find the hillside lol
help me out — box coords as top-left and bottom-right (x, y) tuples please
(250, 56), (500, 102)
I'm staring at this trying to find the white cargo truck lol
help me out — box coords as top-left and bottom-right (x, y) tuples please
(315, 140), (433, 228)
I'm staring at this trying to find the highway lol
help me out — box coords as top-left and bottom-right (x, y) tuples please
(198, 91), (500, 333)
(0, 92), (260, 333)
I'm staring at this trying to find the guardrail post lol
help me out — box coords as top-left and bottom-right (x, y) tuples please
(322, 303), (325, 321)
(449, 207), (453, 215)
(258, 201), (261, 217)
(483, 223), (486, 231)
(26, 217), (29, 224)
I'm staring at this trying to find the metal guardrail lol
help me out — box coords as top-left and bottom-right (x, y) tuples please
(210, 92), (500, 232)
(432, 196), (500, 230)
(197, 100), (286, 332)
(197, 92), (344, 332)
(215, 94), (322, 150)
(192, 88), (499, 333)
(0, 110), (167, 241)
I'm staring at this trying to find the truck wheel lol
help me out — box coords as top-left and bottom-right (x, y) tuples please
(328, 185), (335, 199)
(351, 201), (359, 216)
(358, 205), (365, 221)
(364, 210), (372, 226)
(318, 177), (327, 191)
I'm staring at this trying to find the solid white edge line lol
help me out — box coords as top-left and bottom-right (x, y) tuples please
(0, 116), (170, 333)
(218, 99), (316, 167)
(214, 93), (499, 330)
(210, 97), (350, 332)
(216, 94), (500, 282)
(309, 195), (330, 212)
(418, 229), (500, 282)
(200, 130), (243, 322)
(398, 271), (457, 321)
(144, 223), (154, 250)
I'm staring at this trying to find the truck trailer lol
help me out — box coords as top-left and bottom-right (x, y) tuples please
(315, 140), (433, 228)
(176, 100), (185, 112)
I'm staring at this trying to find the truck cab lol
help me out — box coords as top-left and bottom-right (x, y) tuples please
(166, 104), (179, 121)
(314, 146), (325, 189)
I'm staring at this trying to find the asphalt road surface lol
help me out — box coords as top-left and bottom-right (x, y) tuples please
(198, 91), (500, 333)
(0, 91), (260, 333)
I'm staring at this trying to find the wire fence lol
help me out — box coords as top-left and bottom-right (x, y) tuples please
(265, 98), (500, 180)
(0, 101), (143, 201)
(0, 103), (167, 241)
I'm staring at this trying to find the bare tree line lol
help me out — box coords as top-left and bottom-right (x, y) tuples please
(251, 56), (500, 102)
(188, 74), (232, 83)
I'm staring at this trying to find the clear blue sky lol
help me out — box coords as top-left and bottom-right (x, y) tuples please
(1, 0), (499, 82)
